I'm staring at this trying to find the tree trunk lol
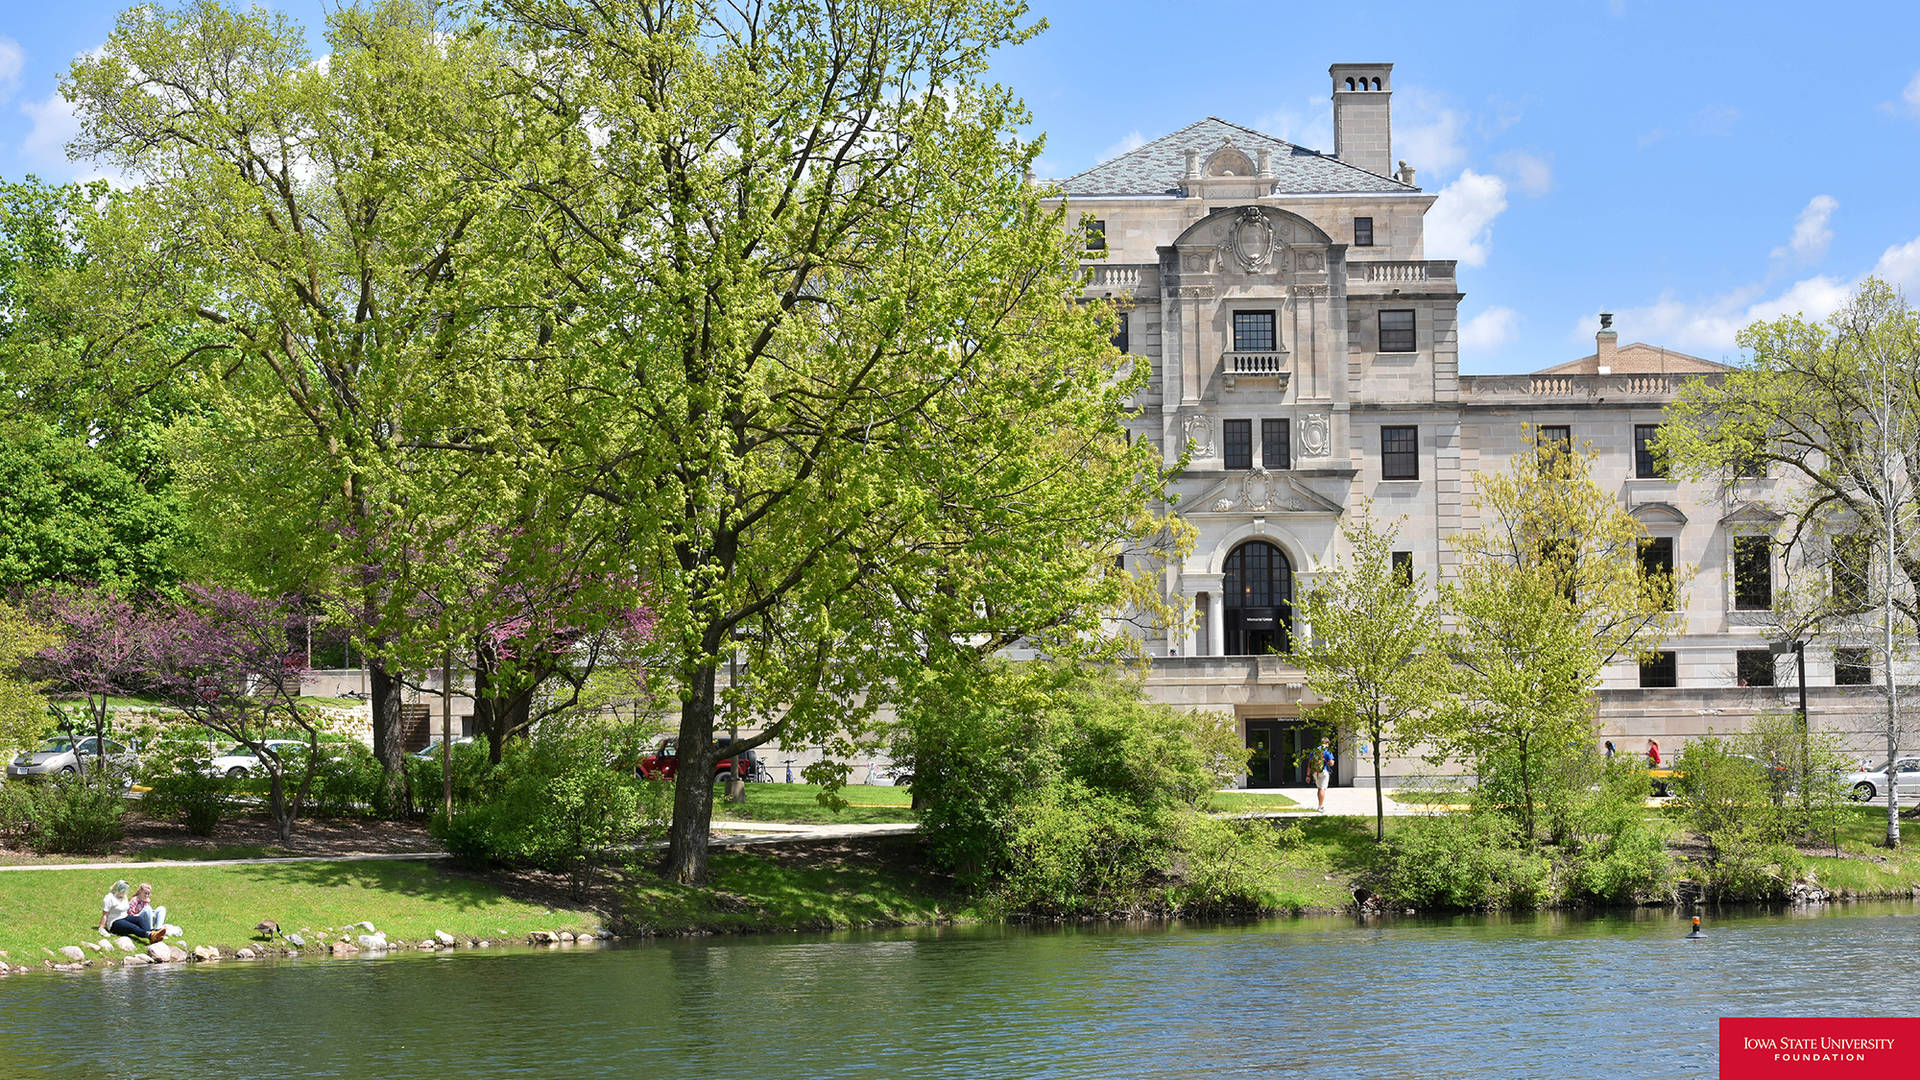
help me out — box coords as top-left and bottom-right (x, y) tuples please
(661, 666), (719, 884)
(268, 767), (292, 843)
(1371, 719), (1385, 843)
(369, 660), (411, 816)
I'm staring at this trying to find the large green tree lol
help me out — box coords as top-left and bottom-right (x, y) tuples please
(1660, 279), (1920, 846)
(64, 0), (583, 807)
(1435, 439), (1679, 839)
(0, 602), (57, 756)
(1288, 509), (1446, 841)
(487, 0), (1180, 882)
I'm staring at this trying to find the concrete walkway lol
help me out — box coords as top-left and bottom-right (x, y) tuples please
(1230, 786), (1426, 816)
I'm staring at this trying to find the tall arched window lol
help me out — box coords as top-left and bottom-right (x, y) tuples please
(1224, 541), (1294, 655)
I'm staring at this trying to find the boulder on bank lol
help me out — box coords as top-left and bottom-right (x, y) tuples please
(357, 932), (388, 951)
(527, 931), (558, 945)
(59, 946), (87, 962)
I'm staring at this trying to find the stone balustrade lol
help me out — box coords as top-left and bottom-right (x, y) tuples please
(1460, 372), (1706, 402)
(1225, 350), (1289, 375)
(1354, 260), (1456, 286)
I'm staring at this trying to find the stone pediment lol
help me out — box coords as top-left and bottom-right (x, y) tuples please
(1720, 501), (1784, 529)
(1631, 502), (1689, 529)
(1192, 468), (1344, 515)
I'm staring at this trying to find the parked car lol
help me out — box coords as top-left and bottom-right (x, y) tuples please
(411, 737), (476, 760)
(1844, 754), (1920, 802)
(204, 739), (313, 778)
(7, 736), (140, 781)
(635, 737), (763, 783)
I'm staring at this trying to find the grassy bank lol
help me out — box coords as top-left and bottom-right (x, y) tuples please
(711, 784), (915, 825)
(0, 858), (598, 961)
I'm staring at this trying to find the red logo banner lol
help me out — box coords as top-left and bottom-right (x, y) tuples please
(1721, 1017), (1917, 1079)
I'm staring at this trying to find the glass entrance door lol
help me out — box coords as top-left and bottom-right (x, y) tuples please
(1246, 725), (1274, 787)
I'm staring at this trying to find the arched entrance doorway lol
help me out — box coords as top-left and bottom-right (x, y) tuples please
(1224, 540), (1293, 655)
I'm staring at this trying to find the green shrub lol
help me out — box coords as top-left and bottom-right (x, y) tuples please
(309, 742), (384, 817)
(1376, 812), (1551, 911)
(28, 778), (127, 854)
(407, 740), (493, 816)
(137, 738), (233, 836)
(1560, 762), (1676, 905)
(0, 781), (34, 845)
(434, 720), (668, 897)
(900, 661), (1248, 913)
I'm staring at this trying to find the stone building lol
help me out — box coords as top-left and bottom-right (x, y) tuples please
(1055, 64), (1892, 788)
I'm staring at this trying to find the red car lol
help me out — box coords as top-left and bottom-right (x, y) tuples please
(635, 738), (764, 783)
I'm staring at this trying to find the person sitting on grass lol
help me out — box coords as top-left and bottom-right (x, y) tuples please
(100, 880), (167, 943)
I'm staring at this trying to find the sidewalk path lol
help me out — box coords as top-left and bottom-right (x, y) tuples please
(0, 821), (920, 871)
(1229, 786), (1425, 817)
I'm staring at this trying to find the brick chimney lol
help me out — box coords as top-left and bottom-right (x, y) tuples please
(1330, 63), (1393, 177)
(1596, 313), (1618, 374)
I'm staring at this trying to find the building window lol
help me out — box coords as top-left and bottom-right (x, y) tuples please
(1640, 536), (1676, 609)
(1084, 219), (1106, 251)
(1262, 419), (1290, 470)
(1391, 551), (1413, 586)
(1223, 419), (1252, 470)
(1354, 217), (1374, 247)
(1835, 647), (1872, 686)
(1736, 649), (1775, 687)
(1734, 449), (1767, 479)
(1224, 540), (1294, 655)
(1536, 425), (1571, 451)
(1634, 424), (1667, 479)
(1833, 534), (1871, 608)
(1733, 535), (1773, 610)
(1639, 651), (1678, 688)
(1381, 425), (1419, 480)
(1111, 310), (1129, 354)
(1233, 311), (1276, 352)
(1379, 309), (1416, 353)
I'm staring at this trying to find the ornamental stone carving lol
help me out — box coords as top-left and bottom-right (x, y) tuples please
(1212, 497), (1234, 513)
(1300, 413), (1331, 458)
(1182, 414), (1215, 456)
(1227, 206), (1277, 272)
(1241, 468), (1276, 512)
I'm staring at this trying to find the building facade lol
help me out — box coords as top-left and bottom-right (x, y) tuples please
(1055, 64), (1892, 788)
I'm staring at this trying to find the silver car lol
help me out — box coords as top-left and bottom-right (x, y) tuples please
(1844, 754), (1920, 802)
(7, 736), (141, 780)
(205, 739), (313, 778)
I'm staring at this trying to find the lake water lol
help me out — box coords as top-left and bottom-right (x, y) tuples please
(2, 903), (1912, 1079)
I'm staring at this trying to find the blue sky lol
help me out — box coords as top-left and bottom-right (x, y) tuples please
(3, 1), (1918, 373)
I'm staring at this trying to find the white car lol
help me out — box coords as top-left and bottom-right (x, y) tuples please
(206, 740), (313, 778)
(1845, 753), (1920, 802)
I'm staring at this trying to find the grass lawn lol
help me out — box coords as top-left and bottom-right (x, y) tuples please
(0, 859), (597, 958)
(1801, 805), (1920, 895)
(1240, 815), (1392, 912)
(620, 836), (963, 933)
(710, 783), (915, 825)
(1205, 791), (1300, 812)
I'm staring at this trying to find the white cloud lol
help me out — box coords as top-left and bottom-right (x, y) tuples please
(1870, 236), (1920, 292)
(19, 91), (82, 173)
(1589, 274), (1853, 355)
(1903, 70), (1920, 119)
(1460, 306), (1521, 352)
(1252, 97), (1332, 154)
(1395, 90), (1468, 178)
(0, 37), (22, 105)
(1495, 150), (1552, 197)
(1771, 194), (1837, 262)
(1425, 170), (1507, 267)
(1096, 130), (1145, 165)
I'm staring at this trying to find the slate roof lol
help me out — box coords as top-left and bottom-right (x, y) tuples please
(1535, 343), (1731, 376)
(1058, 117), (1418, 197)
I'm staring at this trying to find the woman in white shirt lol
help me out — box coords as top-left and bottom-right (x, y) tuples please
(99, 879), (165, 942)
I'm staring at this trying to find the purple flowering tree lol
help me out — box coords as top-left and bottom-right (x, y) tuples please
(22, 584), (161, 781)
(145, 585), (317, 841)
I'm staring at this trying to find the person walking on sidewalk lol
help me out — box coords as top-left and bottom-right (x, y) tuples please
(1313, 741), (1333, 811)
